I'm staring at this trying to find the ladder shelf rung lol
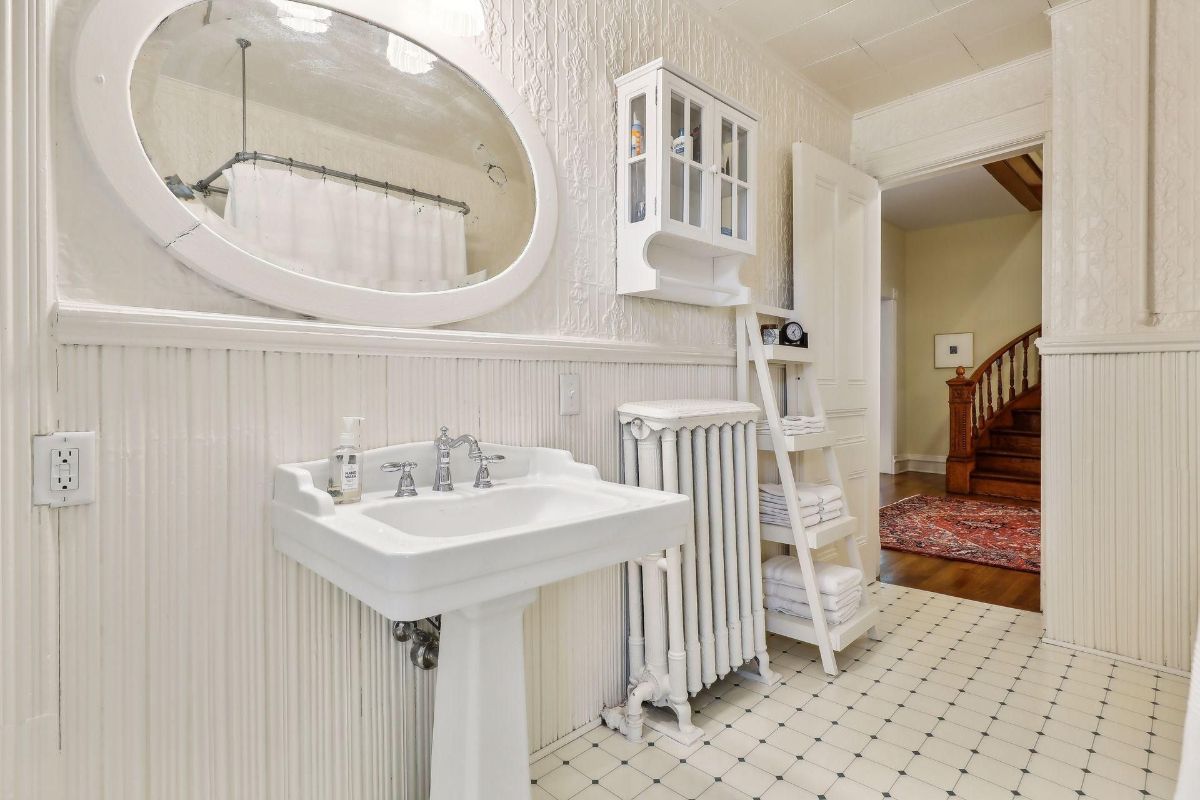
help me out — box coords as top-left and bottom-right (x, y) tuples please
(759, 515), (857, 550)
(757, 430), (836, 452)
(752, 304), (799, 319)
(761, 345), (815, 364)
(764, 603), (878, 652)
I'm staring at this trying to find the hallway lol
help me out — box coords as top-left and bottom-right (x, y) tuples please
(879, 472), (1040, 612)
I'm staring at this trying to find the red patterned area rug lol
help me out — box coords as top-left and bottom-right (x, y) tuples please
(880, 494), (1041, 573)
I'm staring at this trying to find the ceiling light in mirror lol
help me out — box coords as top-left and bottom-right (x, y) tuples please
(387, 34), (434, 74)
(273, 0), (331, 33)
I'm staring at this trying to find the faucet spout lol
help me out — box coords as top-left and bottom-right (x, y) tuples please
(432, 427), (481, 492)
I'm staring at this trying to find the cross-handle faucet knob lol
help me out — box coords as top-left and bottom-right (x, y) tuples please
(381, 461), (418, 497)
(471, 452), (505, 489)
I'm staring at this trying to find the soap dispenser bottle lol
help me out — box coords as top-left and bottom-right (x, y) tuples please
(329, 416), (365, 504)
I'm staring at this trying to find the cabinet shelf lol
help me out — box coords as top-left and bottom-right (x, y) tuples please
(616, 59), (758, 307)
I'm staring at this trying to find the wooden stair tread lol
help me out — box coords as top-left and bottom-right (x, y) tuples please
(976, 448), (1039, 460)
(972, 470), (1039, 484)
(989, 427), (1039, 437)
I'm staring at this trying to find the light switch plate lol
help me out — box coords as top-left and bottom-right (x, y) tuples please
(33, 432), (97, 507)
(559, 374), (581, 416)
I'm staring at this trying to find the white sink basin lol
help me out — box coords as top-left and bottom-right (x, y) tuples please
(272, 439), (690, 800)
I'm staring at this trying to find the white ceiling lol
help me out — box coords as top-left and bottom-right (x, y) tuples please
(690, 0), (1067, 112)
(882, 165), (1030, 230)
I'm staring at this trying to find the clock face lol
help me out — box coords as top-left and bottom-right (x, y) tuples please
(782, 321), (804, 342)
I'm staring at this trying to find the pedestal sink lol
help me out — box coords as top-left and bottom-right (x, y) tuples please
(273, 440), (690, 799)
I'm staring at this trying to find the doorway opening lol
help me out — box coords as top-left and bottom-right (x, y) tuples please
(876, 148), (1044, 612)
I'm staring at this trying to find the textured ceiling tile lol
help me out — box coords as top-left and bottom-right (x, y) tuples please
(716, 0), (853, 42)
(765, 13), (858, 68)
(935, 0), (1050, 42)
(889, 44), (980, 95)
(961, 15), (1052, 70)
(829, 0), (940, 45)
(859, 16), (963, 69)
(801, 46), (882, 90)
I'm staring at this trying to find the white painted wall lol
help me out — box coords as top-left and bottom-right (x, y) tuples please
(4, 0), (855, 797)
(1039, 0), (1200, 673)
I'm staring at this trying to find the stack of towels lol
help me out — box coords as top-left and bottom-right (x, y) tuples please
(762, 554), (863, 624)
(757, 415), (826, 435)
(759, 482), (845, 527)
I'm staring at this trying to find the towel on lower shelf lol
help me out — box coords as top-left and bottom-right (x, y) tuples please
(764, 580), (861, 612)
(763, 554), (862, 596)
(795, 482), (843, 505)
(758, 416), (826, 435)
(761, 509), (821, 528)
(765, 593), (860, 624)
(819, 507), (844, 522)
(759, 483), (823, 508)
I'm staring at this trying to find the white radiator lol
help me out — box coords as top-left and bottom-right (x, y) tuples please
(604, 400), (779, 744)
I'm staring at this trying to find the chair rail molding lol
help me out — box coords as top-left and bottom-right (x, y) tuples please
(53, 302), (737, 366)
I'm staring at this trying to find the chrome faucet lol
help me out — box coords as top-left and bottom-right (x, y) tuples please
(433, 427), (481, 492)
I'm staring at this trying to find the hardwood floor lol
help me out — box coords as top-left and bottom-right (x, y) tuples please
(878, 471), (1041, 612)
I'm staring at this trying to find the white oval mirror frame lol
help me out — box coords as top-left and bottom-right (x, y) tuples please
(72, 0), (558, 328)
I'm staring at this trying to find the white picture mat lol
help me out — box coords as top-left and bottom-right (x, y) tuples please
(934, 332), (974, 368)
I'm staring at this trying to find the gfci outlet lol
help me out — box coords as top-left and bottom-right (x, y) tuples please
(33, 432), (97, 507)
(559, 373), (581, 416)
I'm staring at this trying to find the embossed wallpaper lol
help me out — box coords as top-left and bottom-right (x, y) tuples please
(53, 0), (851, 347)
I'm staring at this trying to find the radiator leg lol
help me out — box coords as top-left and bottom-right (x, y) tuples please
(601, 679), (658, 743)
(662, 548), (696, 736)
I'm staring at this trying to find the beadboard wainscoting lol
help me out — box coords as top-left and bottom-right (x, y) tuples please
(1041, 350), (1200, 673)
(54, 342), (734, 799)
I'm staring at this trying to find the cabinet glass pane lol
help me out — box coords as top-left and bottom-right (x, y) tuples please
(670, 93), (685, 156)
(721, 119), (733, 176)
(720, 179), (732, 237)
(688, 165), (703, 227)
(737, 186), (749, 240)
(689, 100), (703, 164)
(628, 93), (647, 223)
(630, 160), (646, 223)
(670, 159), (685, 223)
(737, 125), (749, 182)
(629, 94), (646, 158)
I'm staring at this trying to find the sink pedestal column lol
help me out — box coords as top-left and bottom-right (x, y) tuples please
(430, 588), (539, 800)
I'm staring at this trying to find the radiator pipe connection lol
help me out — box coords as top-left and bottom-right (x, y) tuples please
(392, 617), (440, 670)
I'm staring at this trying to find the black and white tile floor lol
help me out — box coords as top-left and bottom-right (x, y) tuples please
(530, 584), (1185, 800)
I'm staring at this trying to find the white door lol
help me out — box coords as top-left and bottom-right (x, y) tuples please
(880, 297), (898, 475)
(792, 142), (882, 578)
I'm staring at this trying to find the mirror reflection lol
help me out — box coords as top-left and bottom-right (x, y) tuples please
(131, 0), (535, 293)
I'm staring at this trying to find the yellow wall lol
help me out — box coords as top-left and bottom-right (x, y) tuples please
(899, 212), (1042, 458)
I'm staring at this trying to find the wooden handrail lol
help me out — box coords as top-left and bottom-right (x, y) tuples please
(946, 324), (1041, 493)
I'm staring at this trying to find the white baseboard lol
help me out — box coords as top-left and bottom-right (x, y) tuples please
(1041, 638), (1191, 679)
(894, 454), (947, 475)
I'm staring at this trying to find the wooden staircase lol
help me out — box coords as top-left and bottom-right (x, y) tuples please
(946, 326), (1041, 502)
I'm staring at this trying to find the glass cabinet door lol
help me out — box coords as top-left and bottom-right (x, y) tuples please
(660, 73), (710, 240)
(714, 102), (755, 252)
(625, 90), (649, 224)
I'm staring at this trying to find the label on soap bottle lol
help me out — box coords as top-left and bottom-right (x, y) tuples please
(341, 460), (359, 491)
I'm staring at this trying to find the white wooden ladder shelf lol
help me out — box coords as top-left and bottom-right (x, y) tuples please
(736, 305), (880, 676)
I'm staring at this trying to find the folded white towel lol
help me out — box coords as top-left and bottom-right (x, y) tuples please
(819, 508), (844, 522)
(760, 484), (823, 507)
(765, 593), (860, 625)
(761, 510), (821, 528)
(763, 555), (862, 596)
(796, 482), (843, 504)
(764, 581), (861, 611)
(820, 499), (844, 514)
(781, 415), (823, 424)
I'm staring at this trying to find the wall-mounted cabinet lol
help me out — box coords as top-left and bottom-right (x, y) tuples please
(616, 59), (757, 307)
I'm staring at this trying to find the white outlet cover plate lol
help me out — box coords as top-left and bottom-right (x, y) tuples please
(559, 374), (581, 416)
(33, 431), (97, 507)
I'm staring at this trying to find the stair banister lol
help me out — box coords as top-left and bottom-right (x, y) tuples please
(945, 324), (1042, 495)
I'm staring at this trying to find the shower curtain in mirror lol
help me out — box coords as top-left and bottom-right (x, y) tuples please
(222, 161), (468, 292)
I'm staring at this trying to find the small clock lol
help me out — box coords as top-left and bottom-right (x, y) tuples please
(781, 320), (808, 348)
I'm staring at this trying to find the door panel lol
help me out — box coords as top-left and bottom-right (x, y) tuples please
(793, 143), (882, 577)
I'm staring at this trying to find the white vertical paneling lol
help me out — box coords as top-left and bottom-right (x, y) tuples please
(54, 344), (734, 798)
(1, 0), (58, 798)
(1042, 351), (1200, 672)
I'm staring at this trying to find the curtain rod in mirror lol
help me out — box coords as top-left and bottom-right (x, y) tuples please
(183, 36), (472, 215)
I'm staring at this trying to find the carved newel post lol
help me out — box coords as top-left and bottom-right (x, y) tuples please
(946, 366), (975, 494)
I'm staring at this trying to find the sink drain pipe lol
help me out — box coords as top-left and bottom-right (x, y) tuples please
(392, 617), (440, 670)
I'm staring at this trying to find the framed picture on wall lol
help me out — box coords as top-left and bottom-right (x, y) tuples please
(934, 333), (974, 369)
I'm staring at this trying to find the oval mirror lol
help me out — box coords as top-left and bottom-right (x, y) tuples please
(73, 0), (557, 327)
